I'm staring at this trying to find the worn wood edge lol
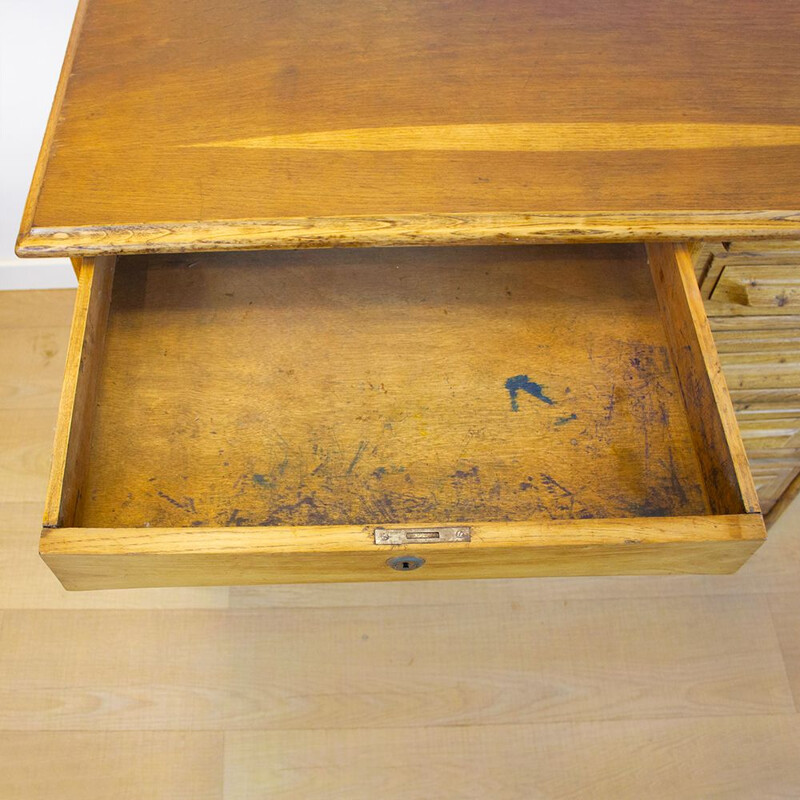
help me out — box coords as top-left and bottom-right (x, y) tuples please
(42, 255), (116, 528)
(16, 212), (800, 258)
(38, 515), (768, 553)
(39, 516), (764, 589)
(17, 0), (91, 242)
(765, 468), (800, 528)
(647, 242), (762, 516)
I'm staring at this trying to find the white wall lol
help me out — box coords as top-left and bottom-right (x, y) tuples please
(0, 0), (80, 289)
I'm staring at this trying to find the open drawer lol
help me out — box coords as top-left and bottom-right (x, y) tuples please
(42, 243), (764, 589)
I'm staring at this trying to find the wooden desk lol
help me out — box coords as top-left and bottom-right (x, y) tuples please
(17, 0), (800, 589)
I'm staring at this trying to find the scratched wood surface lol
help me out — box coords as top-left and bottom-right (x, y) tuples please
(17, 0), (800, 256)
(3, 289), (800, 798)
(73, 245), (709, 529)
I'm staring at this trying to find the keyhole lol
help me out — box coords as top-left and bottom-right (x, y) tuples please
(387, 555), (425, 571)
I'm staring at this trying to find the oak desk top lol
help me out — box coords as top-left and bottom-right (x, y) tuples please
(17, 0), (800, 257)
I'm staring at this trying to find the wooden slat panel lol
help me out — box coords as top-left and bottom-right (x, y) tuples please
(711, 265), (800, 309)
(720, 351), (800, 391)
(727, 239), (800, 254)
(736, 412), (800, 452)
(713, 327), (800, 353)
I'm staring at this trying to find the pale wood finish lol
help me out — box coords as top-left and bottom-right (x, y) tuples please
(41, 244), (764, 588)
(2, 288), (800, 797)
(16, 0), (800, 256)
(224, 719), (800, 800)
(0, 732), (223, 800)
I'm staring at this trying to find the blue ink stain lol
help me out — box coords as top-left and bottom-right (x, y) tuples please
(505, 375), (554, 411)
(555, 413), (577, 426)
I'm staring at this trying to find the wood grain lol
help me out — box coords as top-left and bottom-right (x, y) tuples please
(769, 592), (800, 709)
(647, 243), (760, 515)
(0, 326), (70, 410)
(748, 459), (800, 515)
(766, 470), (800, 528)
(43, 256), (115, 528)
(712, 265), (800, 309)
(76, 246), (709, 529)
(16, 0), (800, 255)
(225, 718), (800, 799)
(0, 732), (223, 800)
(39, 517), (765, 590)
(0, 408), (62, 503)
(0, 595), (792, 730)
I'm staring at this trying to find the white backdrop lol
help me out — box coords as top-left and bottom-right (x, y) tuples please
(0, 0), (80, 289)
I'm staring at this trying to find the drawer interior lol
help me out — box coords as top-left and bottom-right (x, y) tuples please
(84, 245), (706, 526)
(42, 243), (764, 588)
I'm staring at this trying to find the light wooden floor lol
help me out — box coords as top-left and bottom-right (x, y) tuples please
(1, 288), (799, 799)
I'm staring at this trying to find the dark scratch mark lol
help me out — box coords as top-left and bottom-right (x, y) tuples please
(604, 383), (616, 422)
(505, 375), (554, 411)
(555, 413), (577, 426)
(226, 508), (246, 526)
(541, 473), (573, 497)
(347, 441), (368, 474)
(259, 495), (326, 526)
(156, 491), (195, 513)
